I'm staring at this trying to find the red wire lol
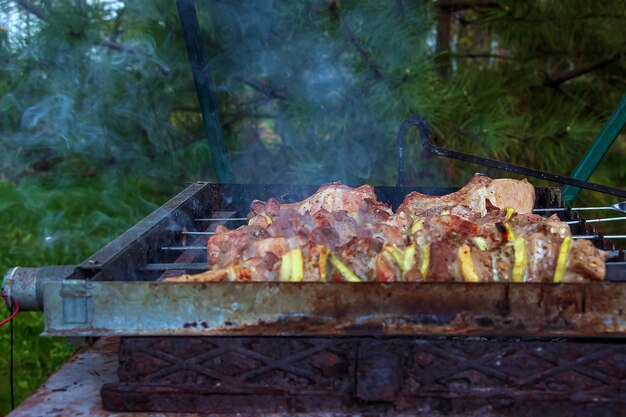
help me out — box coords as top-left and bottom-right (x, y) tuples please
(0, 296), (19, 328)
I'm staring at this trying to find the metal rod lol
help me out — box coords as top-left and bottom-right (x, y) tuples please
(573, 235), (626, 239)
(161, 246), (206, 251)
(606, 250), (624, 259)
(176, 0), (234, 183)
(567, 216), (626, 225)
(535, 202), (625, 213)
(535, 207), (604, 212)
(533, 208), (568, 212)
(182, 231), (216, 235)
(397, 115), (626, 198)
(195, 218), (247, 221)
(570, 207), (616, 211)
(142, 263), (207, 271)
(562, 95), (626, 205)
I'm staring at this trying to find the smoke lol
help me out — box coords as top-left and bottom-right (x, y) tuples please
(200, 0), (437, 185)
(1, 0), (441, 186)
(0, 1), (444, 275)
(21, 94), (73, 132)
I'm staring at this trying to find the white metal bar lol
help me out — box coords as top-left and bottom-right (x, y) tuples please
(161, 246), (206, 251)
(195, 217), (247, 221)
(573, 235), (626, 239)
(567, 216), (626, 225)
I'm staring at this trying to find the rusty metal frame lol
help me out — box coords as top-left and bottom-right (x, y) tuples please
(43, 281), (626, 337)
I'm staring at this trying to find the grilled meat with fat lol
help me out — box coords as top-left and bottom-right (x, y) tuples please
(165, 177), (606, 283)
(398, 174), (535, 216)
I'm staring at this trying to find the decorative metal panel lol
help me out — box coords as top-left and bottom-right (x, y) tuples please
(102, 337), (626, 415)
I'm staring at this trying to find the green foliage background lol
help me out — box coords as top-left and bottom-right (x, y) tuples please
(0, 0), (624, 413)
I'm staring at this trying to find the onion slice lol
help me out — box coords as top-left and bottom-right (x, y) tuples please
(553, 236), (572, 283)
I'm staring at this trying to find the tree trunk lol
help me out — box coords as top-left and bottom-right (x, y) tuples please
(436, 6), (452, 77)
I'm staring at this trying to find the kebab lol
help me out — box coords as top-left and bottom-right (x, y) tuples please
(165, 174), (607, 283)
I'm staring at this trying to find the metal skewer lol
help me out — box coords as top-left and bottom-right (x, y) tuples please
(567, 216), (626, 225)
(182, 231), (216, 236)
(573, 235), (626, 239)
(570, 201), (626, 213)
(142, 262), (207, 271)
(534, 201), (626, 214)
(195, 217), (247, 221)
(161, 246), (206, 251)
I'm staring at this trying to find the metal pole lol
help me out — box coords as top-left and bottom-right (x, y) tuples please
(176, 0), (234, 183)
(562, 95), (626, 205)
(397, 115), (626, 198)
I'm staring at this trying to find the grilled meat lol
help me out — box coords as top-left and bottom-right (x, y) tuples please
(398, 174), (535, 216)
(408, 207), (607, 282)
(250, 183), (384, 218)
(165, 176), (606, 283)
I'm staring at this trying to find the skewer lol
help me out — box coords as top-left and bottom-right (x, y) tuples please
(161, 246), (206, 251)
(571, 201), (626, 213)
(606, 250), (624, 259)
(142, 263), (207, 271)
(567, 216), (626, 225)
(180, 231), (625, 239)
(195, 217), (247, 221)
(534, 201), (626, 214)
(572, 235), (626, 239)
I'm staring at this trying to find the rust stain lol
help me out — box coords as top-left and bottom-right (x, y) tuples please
(44, 282), (626, 338)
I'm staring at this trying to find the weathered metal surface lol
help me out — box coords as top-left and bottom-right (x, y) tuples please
(101, 336), (626, 415)
(357, 340), (403, 402)
(42, 281), (626, 337)
(2, 266), (74, 311)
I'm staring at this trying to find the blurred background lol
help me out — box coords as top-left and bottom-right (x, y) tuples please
(0, 0), (624, 412)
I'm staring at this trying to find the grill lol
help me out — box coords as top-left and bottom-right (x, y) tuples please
(3, 180), (626, 415)
(4, 2), (626, 414)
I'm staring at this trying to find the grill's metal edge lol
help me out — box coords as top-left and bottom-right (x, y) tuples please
(74, 181), (214, 280)
(42, 281), (626, 337)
